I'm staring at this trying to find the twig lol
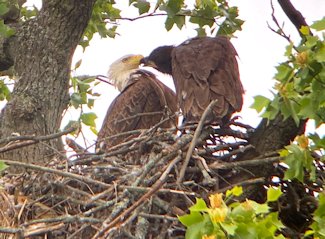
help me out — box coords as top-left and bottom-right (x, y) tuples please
(0, 127), (77, 153)
(177, 99), (219, 184)
(23, 215), (102, 226)
(209, 156), (281, 170)
(0, 227), (23, 235)
(217, 177), (266, 193)
(2, 160), (111, 188)
(138, 213), (179, 222)
(93, 155), (182, 238)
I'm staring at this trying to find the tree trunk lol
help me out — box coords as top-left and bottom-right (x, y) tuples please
(0, 0), (95, 168)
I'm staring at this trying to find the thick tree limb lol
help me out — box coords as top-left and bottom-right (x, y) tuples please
(277, 0), (311, 37)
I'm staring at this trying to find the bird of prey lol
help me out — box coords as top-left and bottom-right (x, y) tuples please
(96, 54), (177, 151)
(141, 36), (244, 125)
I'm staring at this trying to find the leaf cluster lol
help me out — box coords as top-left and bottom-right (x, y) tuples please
(68, 73), (100, 136)
(178, 187), (285, 239)
(81, 0), (120, 50)
(252, 18), (325, 126)
(130, 0), (243, 36)
(0, 0), (15, 37)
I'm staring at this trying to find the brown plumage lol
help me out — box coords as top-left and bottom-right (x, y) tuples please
(97, 55), (177, 151)
(141, 36), (244, 124)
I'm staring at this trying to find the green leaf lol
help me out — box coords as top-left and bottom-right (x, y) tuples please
(63, 120), (80, 136)
(74, 59), (82, 70)
(267, 187), (282, 202)
(300, 26), (310, 36)
(178, 211), (204, 227)
(251, 95), (271, 113)
(315, 44), (325, 62)
(80, 112), (97, 127)
(189, 198), (208, 212)
(184, 214), (213, 239)
(285, 43), (294, 57)
(275, 64), (294, 82)
(311, 17), (325, 31)
(226, 186), (243, 198)
(160, 0), (184, 17)
(0, 79), (11, 101)
(0, 161), (8, 172)
(283, 144), (306, 182)
(0, 20), (15, 37)
(250, 201), (269, 214)
(165, 17), (174, 31)
(70, 92), (86, 108)
(220, 222), (237, 235)
(174, 15), (185, 29)
(133, 0), (150, 15)
(0, 3), (9, 16)
(88, 98), (95, 108)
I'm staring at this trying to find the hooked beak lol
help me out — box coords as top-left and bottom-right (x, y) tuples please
(140, 57), (157, 68)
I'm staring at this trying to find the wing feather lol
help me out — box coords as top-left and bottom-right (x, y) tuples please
(97, 70), (177, 150)
(171, 36), (243, 122)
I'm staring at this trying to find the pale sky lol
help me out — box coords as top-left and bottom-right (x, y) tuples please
(14, 1), (325, 150)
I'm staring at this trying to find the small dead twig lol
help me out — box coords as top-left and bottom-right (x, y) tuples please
(2, 160), (111, 189)
(0, 127), (77, 153)
(177, 99), (219, 184)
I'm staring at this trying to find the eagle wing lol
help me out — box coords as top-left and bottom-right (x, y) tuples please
(171, 36), (243, 123)
(97, 70), (177, 150)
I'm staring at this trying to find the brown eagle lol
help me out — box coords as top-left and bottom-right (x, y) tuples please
(141, 36), (244, 125)
(96, 54), (177, 151)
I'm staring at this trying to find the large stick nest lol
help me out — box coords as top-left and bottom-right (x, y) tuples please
(0, 117), (322, 238)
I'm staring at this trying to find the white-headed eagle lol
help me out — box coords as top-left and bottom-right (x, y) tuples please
(141, 36), (244, 125)
(96, 54), (177, 151)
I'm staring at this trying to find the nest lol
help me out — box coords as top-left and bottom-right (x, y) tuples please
(0, 119), (322, 238)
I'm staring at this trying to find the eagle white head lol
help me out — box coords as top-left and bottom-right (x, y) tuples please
(108, 54), (144, 91)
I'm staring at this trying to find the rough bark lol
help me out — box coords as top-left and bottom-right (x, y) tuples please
(0, 0), (95, 167)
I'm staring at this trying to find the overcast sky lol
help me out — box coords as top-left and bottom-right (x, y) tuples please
(23, 0), (325, 149)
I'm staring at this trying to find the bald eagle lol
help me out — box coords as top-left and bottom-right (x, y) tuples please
(96, 54), (178, 151)
(141, 36), (244, 125)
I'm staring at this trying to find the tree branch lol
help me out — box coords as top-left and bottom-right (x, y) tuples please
(277, 0), (311, 37)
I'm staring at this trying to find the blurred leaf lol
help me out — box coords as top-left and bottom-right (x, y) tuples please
(311, 17), (325, 31)
(267, 187), (282, 202)
(189, 198), (208, 212)
(226, 186), (243, 198)
(80, 112), (97, 127)
(74, 59), (82, 70)
(0, 161), (8, 172)
(299, 25), (310, 36)
(0, 2), (9, 16)
(133, 0), (150, 15)
(160, 0), (184, 17)
(0, 20), (15, 37)
(178, 211), (204, 227)
(251, 95), (271, 113)
(88, 98), (95, 108)
(63, 120), (80, 136)
(70, 92), (85, 108)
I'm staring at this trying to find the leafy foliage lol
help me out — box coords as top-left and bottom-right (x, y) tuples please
(249, 17), (325, 238)
(81, 0), (120, 50)
(0, 78), (11, 101)
(178, 187), (285, 239)
(86, 0), (243, 43)
(309, 192), (325, 238)
(252, 18), (325, 126)
(0, 1), (15, 37)
(68, 74), (100, 135)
